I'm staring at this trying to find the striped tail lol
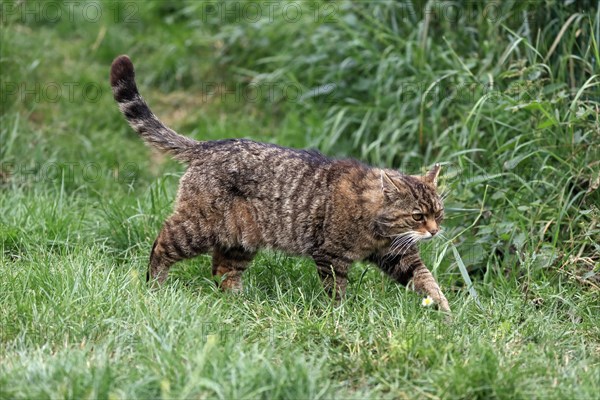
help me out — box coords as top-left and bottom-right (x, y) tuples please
(110, 55), (199, 161)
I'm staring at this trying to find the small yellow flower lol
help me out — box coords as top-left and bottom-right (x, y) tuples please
(422, 296), (434, 307)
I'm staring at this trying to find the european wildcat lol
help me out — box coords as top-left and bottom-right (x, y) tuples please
(110, 55), (450, 312)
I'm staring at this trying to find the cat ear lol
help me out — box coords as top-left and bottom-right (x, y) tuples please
(423, 163), (441, 187)
(381, 170), (402, 194)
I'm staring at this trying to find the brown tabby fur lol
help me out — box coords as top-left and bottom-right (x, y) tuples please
(110, 55), (450, 312)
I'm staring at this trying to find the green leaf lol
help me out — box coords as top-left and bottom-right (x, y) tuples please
(451, 244), (482, 309)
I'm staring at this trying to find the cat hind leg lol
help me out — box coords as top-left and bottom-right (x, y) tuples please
(147, 214), (211, 284)
(313, 254), (350, 301)
(211, 247), (256, 293)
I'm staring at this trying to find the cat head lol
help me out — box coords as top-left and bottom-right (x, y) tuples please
(375, 164), (444, 248)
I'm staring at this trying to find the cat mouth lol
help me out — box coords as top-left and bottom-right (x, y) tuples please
(418, 232), (434, 241)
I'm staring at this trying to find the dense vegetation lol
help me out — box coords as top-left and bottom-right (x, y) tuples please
(1, 1), (598, 398)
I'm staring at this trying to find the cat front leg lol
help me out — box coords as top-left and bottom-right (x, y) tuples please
(411, 263), (450, 312)
(373, 250), (450, 312)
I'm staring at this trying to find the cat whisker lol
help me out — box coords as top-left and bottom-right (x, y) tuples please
(392, 237), (411, 252)
(385, 231), (412, 238)
(397, 235), (418, 255)
(387, 236), (408, 255)
(385, 232), (414, 248)
(394, 240), (412, 256)
(388, 232), (419, 256)
(384, 235), (409, 258)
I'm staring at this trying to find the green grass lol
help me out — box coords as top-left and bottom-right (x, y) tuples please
(1, 1), (599, 398)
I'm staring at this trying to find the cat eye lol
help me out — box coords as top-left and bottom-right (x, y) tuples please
(412, 213), (424, 221)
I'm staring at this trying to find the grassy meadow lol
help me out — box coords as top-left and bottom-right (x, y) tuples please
(1, 1), (599, 398)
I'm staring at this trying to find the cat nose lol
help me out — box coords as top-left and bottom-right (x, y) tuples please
(429, 228), (439, 236)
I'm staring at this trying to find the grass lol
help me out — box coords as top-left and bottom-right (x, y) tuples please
(1, 0), (599, 398)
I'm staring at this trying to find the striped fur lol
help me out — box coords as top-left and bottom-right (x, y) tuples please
(110, 56), (198, 161)
(110, 55), (450, 312)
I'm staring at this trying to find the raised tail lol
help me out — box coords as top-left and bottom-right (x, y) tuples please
(110, 55), (199, 161)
